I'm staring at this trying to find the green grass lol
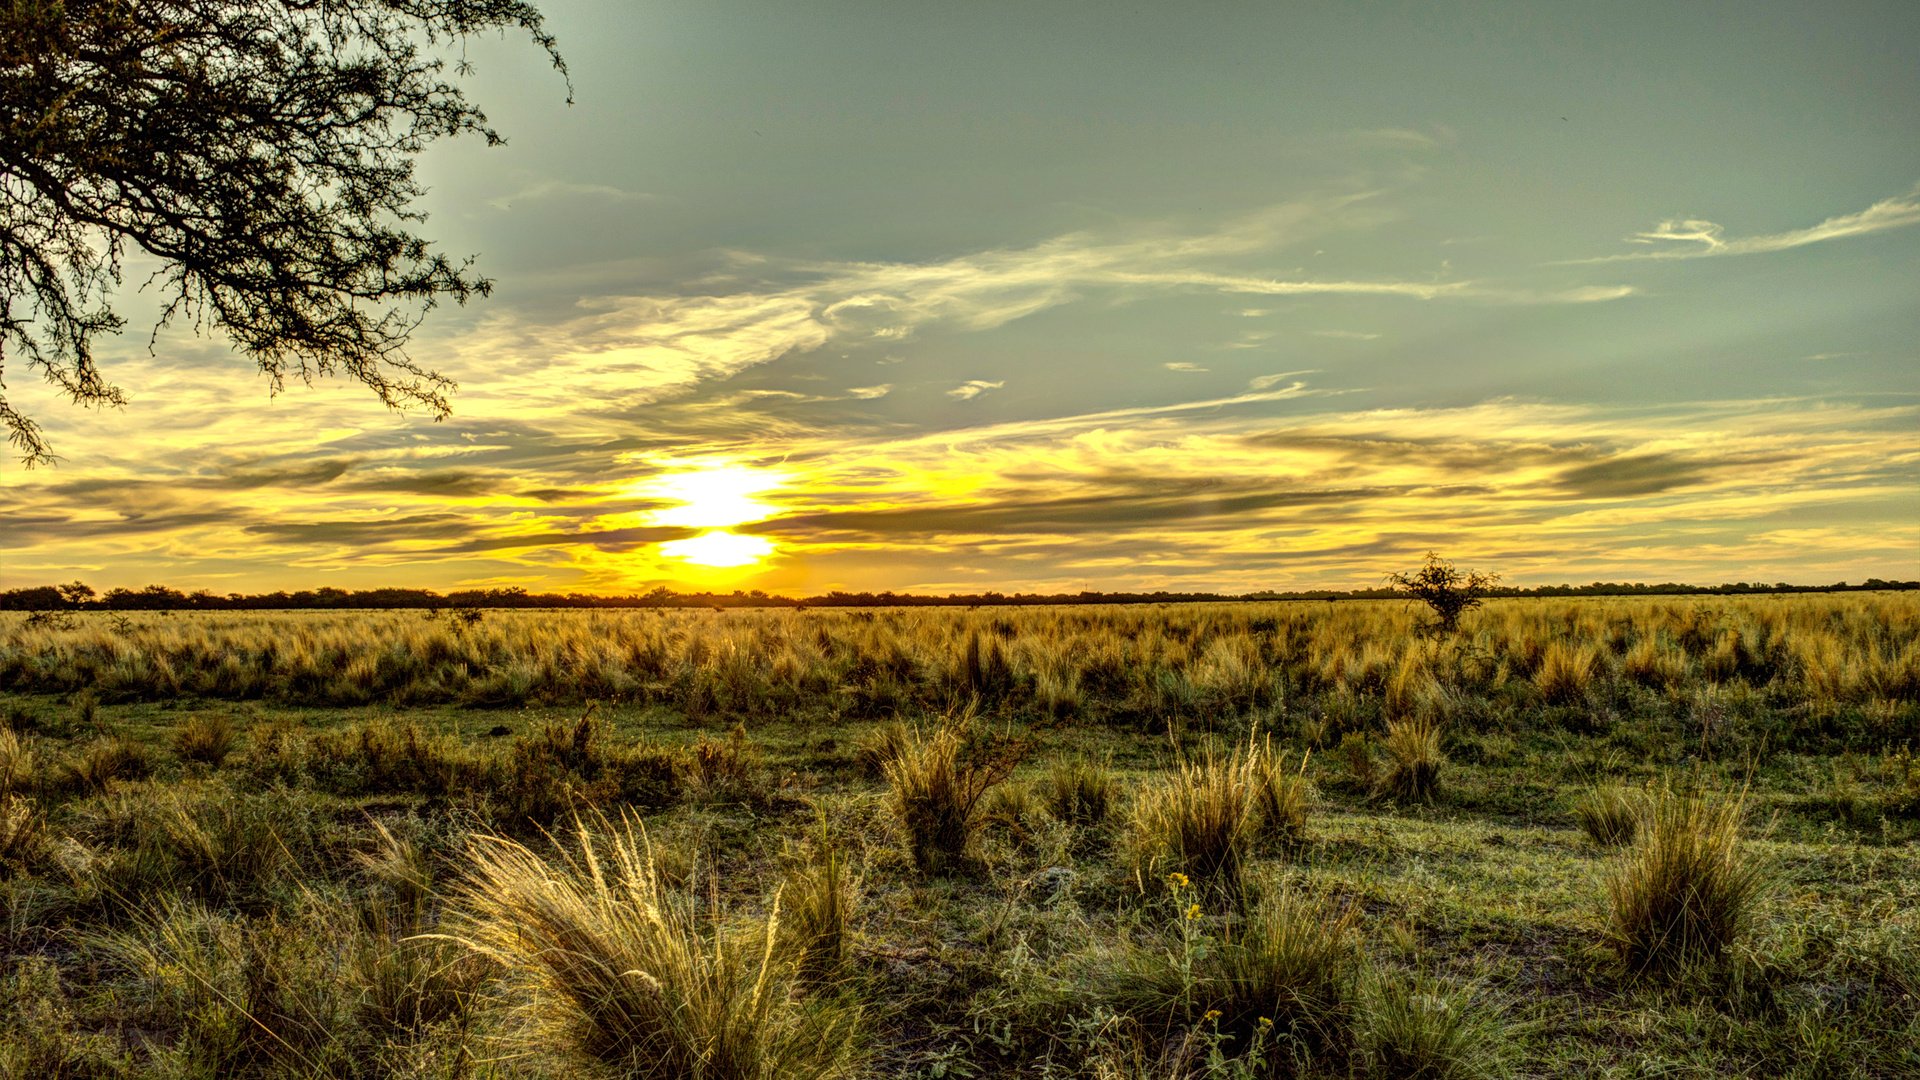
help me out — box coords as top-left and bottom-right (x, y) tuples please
(0, 596), (1917, 1076)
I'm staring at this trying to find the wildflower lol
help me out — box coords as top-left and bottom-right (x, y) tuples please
(1167, 871), (1190, 889)
(1203, 1008), (1222, 1023)
(1258, 1016), (1273, 1028)
(1185, 903), (1202, 920)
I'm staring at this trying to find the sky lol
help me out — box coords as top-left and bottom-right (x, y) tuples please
(4, 0), (1918, 596)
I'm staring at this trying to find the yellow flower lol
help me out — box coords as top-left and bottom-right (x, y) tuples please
(1185, 903), (1202, 920)
(1258, 1016), (1273, 1028)
(1203, 1008), (1222, 1022)
(1167, 871), (1190, 889)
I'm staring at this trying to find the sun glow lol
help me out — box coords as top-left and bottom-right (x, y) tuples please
(638, 460), (788, 569)
(659, 529), (777, 567)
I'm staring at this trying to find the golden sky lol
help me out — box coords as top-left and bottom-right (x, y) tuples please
(4, 1), (1917, 594)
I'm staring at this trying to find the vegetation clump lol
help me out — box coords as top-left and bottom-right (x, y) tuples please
(884, 715), (1021, 876)
(450, 814), (863, 1080)
(1385, 553), (1500, 634)
(1604, 788), (1769, 976)
(1378, 714), (1444, 803)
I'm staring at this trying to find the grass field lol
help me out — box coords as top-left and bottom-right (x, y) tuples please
(2, 596), (1917, 1078)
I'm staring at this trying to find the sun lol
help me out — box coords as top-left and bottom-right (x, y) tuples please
(636, 460), (788, 569)
(659, 529), (776, 568)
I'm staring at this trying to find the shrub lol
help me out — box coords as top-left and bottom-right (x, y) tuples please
(1603, 788), (1769, 976)
(449, 814), (863, 1080)
(484, 712), (684, 829)
(884, 718), (1020, 876)
(1355, 974), (1510, 1080)
(1041, 757), (1118, 829)
(1574, 784), (1641, 847)
(1384, 553), (1499, 634)
(308, 717), (461, 796)
(1379, 715), (1443, 803)
(689, 723), (759, 803)
(172, 713), (238, 766)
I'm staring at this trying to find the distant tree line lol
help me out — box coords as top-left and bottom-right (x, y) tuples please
(0, 578), (1913, 612)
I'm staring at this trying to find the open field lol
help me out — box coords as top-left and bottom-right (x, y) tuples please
(2, 596), (1918, 1078)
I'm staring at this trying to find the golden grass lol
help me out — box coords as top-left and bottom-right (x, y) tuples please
(1378, 714), (1443, 803)
(883, 716), (1019, 876)
(448, 813), (863, 1079)
(0, 595), (1907, 721)
(1603, 788), (1769, 976)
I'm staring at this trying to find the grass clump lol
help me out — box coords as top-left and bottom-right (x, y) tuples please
(1130, 753), (1261, 896)
(884, 717), (1020, 876)
(1247, 739), (1312, 846)
(1112, 884), (1362, 1065)
(1378, 714), (1443, 803)
(1574, 783), (1642, 847)
(1603, 787), (1770, 977)
(1041, 756), (1119, 829)
(450, 813), (863, 1080)
(172, 713), (238, 766)
(64, 735), (154, 792)
(1355, 974), (1511, 1080)
(777, 836), (858, 989)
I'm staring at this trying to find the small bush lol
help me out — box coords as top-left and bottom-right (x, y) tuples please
(1604, 788), (1769, 976)
(172, 713), (238, 766)
(1355, 974), (1510, 1080)
(1574, 784), (1641, 847)
(484, 712), (684, 829)
(1379, 715), (1443, 803)
(689, 723), (759, 803)
(449, 813), (863, 1079)
(1041, 757), (1118, 829)
(884, 718), (1020, 876)
(308, 717), (461, 796)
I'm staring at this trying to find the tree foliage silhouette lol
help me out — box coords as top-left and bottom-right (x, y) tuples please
(1385, 552), (1499, 633)
(0, 0), (567, 463)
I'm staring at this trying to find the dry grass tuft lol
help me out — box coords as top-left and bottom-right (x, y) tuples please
(1041, 757), (1119, 829)
(1574, 784), (1642, 847)
(884, 716), (1020, 876)
(777, 836), (858, 989)
(1355, 974), (1510, 1080)
(1603, 788), (1769, 977)
(449, 812), (863, 1080)
(1378, 715), (1443, 803)
(172, 713), (238, 766)
(1130, 753), (1262, 894)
